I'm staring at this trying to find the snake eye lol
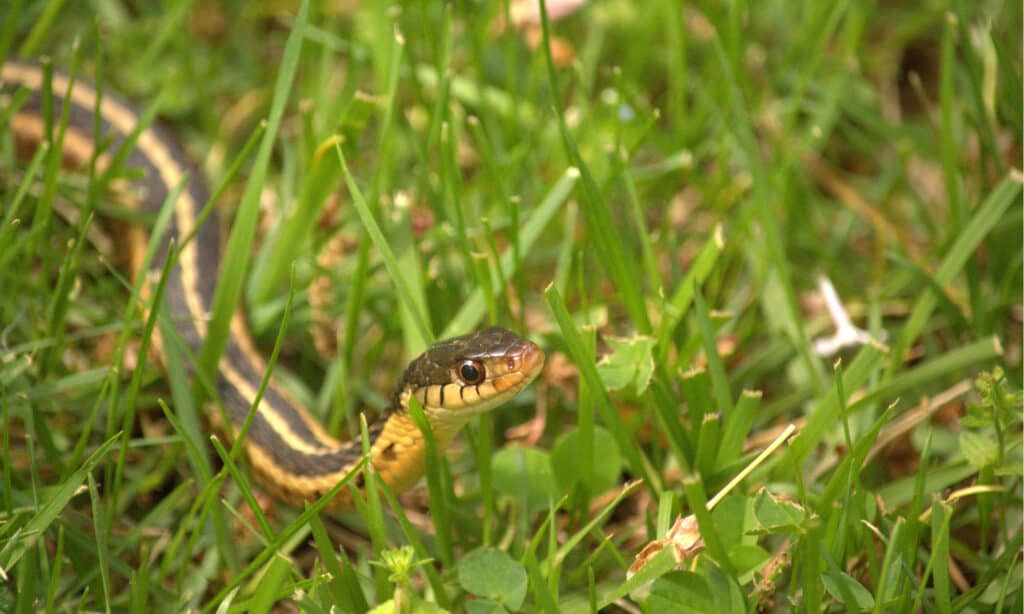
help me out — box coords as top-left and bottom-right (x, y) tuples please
(458, 360), (485, 385)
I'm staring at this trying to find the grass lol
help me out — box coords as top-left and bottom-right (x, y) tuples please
(1, 0), (1021, 612)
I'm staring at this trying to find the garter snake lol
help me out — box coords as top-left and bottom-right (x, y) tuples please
(2, 60), (545, 509)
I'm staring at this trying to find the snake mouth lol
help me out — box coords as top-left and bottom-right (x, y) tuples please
(516, 340), (545, 379)
(493, 339), (545, 395)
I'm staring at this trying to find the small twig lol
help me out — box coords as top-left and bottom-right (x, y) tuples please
(708, 423), (797, 510)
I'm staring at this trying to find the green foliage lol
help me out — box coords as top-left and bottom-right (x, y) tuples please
(647, 571), (714, 613)
(550, 426), (622, 493)
(595, 335), (655, 396)
(457, 548), (528, 612)
(1, 0), (1020, 611)
(821, 570), (874, 611)
(751, 490), (811, 536)
(960, 367), (1023, 475)
(491, 447), (559, 514)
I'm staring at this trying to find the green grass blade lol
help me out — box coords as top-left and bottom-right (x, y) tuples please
(693, 289), (732, 414)
(537, 14), (649, 331)
(441, 167), (577, 338)
(790, 342), (888, 464)
(716, 390), (762, 470)
(0, 432), (120, 570)
(546, 283), (660, 495)
(335, 141), (433, 346)
(890, 174), (1021, 370)
(655, 225), (724, 365)
(86, 472), (112, 614)
(406, 397), (454, 568)
(197, 0), (310, 385)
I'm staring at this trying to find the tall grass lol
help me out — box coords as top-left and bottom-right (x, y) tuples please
(1, 0), (1020, 611)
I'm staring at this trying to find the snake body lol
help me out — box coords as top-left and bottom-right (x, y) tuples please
(2, 60), (544, 509)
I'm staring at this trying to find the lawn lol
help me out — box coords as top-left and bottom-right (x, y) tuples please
(1, 0), (1021, 612)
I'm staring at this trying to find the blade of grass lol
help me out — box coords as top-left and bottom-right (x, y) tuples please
(949, 2), (1006, 176)
(86, 472), (112, 614)
(573, 325), (596, 512)
(441, 167), (576, 338)
(938, 13), (963, 233)
(0, 432), (120, 570)
(708, 28), (826, 395)
(223, 266), (297, 484)
(128, 547), (154, 614)
(354, 414), (392, 603)
(109, 237), (178, 525)
(546, 283), (660, 495)
(0, 0), (22, 62)
(335, 140), (433, 345)
(536, 0), (650, 333)
(655, 225), (724, 365)
(679, 367), (712, 433)
(249, 136), (341, 304)
(155, 464), (225, 584)
(415, 64), (538, 126)
(132, 0), (192, 75)
(694, 413), (722, 479)
(888, 173), (1021, 371)
(789, 341), (887, 464)
(926, 500), (953, 613)
(876, 459), (978, 509)
(0, 140), (47, 271)
(693, 289), (733, 414)
(15, 0), (65, 57)
(201, 453), (367, 613)
(871, 517), (905, 613)
(523, 549), (560, 614)
(597, 547), (676, 609)
(619, 156), (663, 295)
(469, 415), (496, 546)
(208, 436), (272, 540)
(855, 336), (1002, 413)
(471, 252), (499, 332)
(42, 526), (64, 612)
(716, 390), (762, 470)
(645, 379), (694, 473)
(377, 474), (451, 609)
(682, 475), (735, 575)
(820, 401), (898, 508)
(406, 397), (454, 568)
(479, 217), (512, 322)
(551, 480), (642, 567)
(197, 0), (309, 387)
(35, 52), (80, 377)
(308, 514), (369, 613)
(247, 553), (294, 614)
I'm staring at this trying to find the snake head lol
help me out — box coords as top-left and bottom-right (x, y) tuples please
(397, 326), (545, 421)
